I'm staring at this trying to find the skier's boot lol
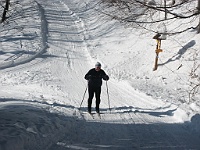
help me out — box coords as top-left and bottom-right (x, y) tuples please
(88, 107), (91, 114)
(96, 108), (100, 114)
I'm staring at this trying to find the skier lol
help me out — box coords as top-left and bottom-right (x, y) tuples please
(84, 62), (109, 114)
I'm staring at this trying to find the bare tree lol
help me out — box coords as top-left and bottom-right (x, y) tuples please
(189, 50), (200, 102)
(1, 0), (10, 23)
(198, 0), (200, 33)
(101, 0), (200, 34)
(101, 0), (200, 102)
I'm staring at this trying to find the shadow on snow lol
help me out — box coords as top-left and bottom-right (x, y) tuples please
(159, 40), (196, 66)
(0, 98), (200, 150)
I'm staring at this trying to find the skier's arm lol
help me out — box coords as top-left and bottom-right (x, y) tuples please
(84, 70), (93, 80)
(101, 70), (109, 81)
(85, 73), (91, 80)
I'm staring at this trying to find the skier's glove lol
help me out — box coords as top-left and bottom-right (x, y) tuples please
(86, 75), (92, 80)
(103, 75), (109, 81)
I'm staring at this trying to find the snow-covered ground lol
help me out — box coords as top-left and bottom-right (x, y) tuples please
(0, 0), (199, 149)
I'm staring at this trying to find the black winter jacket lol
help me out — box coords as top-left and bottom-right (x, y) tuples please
(85, 68), (109, 87)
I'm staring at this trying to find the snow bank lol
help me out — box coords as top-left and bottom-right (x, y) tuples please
(0, 0), (47, 70)
(0, 100), (79, 150)
(173, 107), (189, 122)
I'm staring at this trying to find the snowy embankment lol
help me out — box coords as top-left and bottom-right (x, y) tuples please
(0, 1), (48, 70)
(0, 0), (200, 149)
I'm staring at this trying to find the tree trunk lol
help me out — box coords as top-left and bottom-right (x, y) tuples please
(164, 0), (167, 20)
(198, 0), (200, 33)
(1, 0), (10, 23)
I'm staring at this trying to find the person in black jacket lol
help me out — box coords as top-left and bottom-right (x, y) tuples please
(85, 62), (109, 113)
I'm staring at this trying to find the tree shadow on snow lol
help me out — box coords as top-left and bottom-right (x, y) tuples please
(0, 98), (200, 150)
(159, 40), (196, 66)
(80, 105), (177, 117)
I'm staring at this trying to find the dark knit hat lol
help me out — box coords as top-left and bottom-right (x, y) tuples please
(95, 62), (101, 67)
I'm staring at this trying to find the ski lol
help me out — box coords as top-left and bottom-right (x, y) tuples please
(79, 110), (102, 119)
(88, 112), (94, 119)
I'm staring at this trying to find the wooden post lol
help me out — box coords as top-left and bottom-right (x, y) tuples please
(154, 53), (159, 71)
(153, 39), (163, 71)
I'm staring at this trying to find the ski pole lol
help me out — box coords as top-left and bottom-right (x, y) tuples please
(106, 81), (111, 113)
(79, 85), (88, 110)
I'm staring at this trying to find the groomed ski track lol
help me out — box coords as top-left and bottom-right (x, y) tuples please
(38, 0), (200, 149)
(0, 0), (199, 149)
(36, 0), (178, 124)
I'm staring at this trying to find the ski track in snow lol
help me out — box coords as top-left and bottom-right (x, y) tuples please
(36, 0), (178, 124)
(0, 0), (200, 149)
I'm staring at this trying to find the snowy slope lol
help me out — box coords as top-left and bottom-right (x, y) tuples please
(0, 0), (199, 149)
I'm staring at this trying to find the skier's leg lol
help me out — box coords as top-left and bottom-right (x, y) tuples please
(88, 86), (94, 113)
(95, 87), (101, 113)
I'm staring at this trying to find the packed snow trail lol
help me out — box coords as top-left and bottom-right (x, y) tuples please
(37, 0), (200, 149)
(1, 99), (200, 150)
(0, 0), (200, 149)
(36, 0), (180, 124)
